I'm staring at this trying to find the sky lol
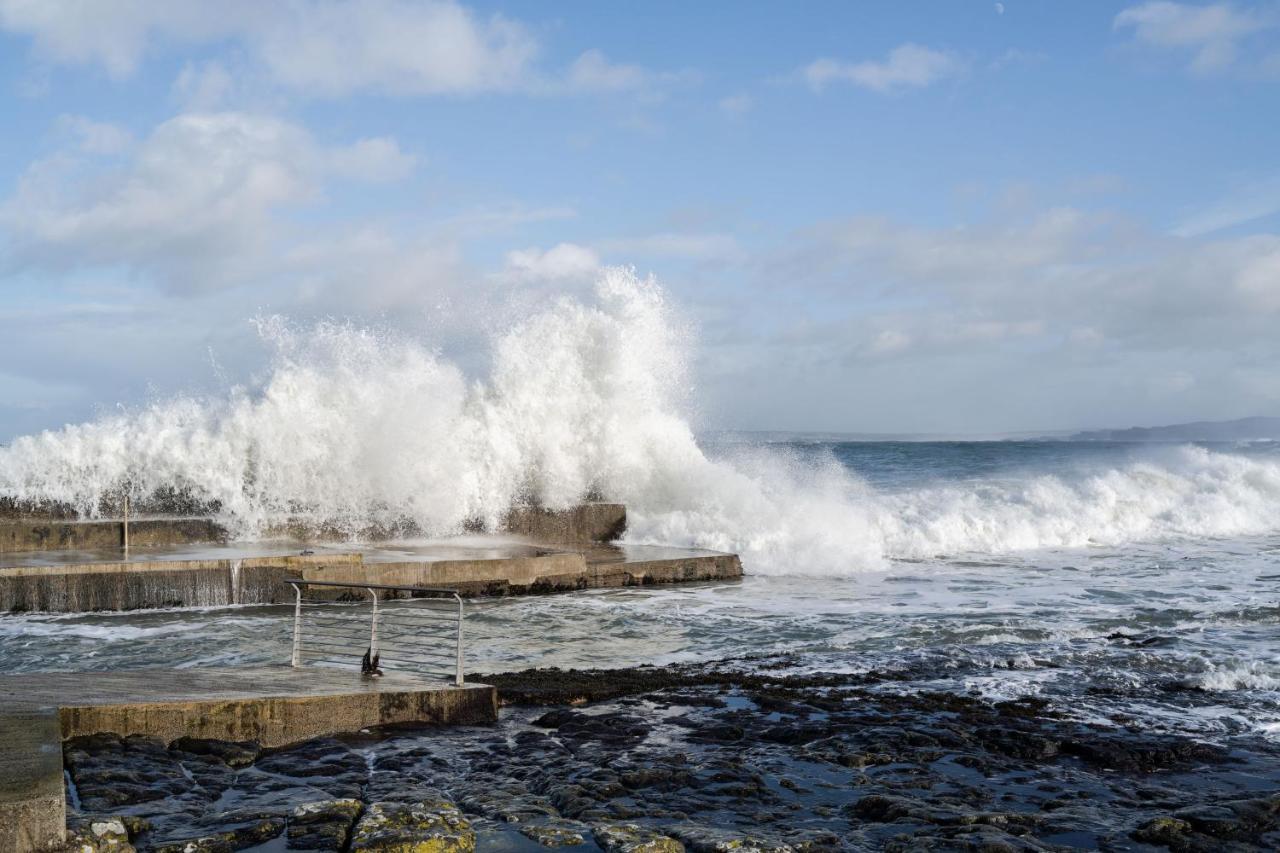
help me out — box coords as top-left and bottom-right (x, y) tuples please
(0, 0), (1278, 440)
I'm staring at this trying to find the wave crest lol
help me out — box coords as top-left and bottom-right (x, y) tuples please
(2, 270), (1279, 573)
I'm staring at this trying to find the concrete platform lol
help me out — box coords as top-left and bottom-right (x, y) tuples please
(0, 666), (497, 852)
(0, 502), (627, 552)
(0, 540), (743, 612)
(0, 709), (64, 853)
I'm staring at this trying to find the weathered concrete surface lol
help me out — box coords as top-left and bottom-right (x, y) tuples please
(0, 667), (495, 852)
(585, 544), (743, 589)
(307, 549), (590, 594)
(0, 667), (498, 746)
(0, 517), (227, 553)
(0, 502), (624, 553)
(305, 544), (741, 598)
(503, 502), (626, 544)
(0, 709), (65, 852)
(0, 540), (741, 612)
(0, 553), (355, 612)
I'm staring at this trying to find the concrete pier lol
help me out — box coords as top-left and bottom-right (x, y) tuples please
(0, 541), (742, 613)
(0, 667), (497, 852)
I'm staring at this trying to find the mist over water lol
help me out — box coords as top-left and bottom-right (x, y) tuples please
(2, 269), (1280, 577)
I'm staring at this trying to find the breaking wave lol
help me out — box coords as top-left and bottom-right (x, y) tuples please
(2, 269), (1279, 574)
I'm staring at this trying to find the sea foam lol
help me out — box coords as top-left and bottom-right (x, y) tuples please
(2, 270), (1280, 574)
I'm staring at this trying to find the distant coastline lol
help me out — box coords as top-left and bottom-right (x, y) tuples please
(706, 415), (1280, 444)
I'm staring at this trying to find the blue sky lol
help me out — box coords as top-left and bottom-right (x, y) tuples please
(1, 0), (1279, 439)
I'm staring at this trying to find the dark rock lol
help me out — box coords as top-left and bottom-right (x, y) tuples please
(170, 737), (260, 768)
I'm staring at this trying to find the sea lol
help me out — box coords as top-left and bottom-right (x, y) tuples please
(1, 271), (1278, 847)
(3, 436), (1278, 750)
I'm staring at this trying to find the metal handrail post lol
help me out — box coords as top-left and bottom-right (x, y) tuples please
(368, 588), (380, 658)
(454, 593), (464, 686)
(290, 585), (302, 667)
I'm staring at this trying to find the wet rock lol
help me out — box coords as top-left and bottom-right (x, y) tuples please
(255, 738), (368, 800)
(1173, 794), (1280, 840)
(554, 711), (651, 750)
(518, 820), (591, 846)
(1131, 816), (1195, 848)
(49, 656), (1280, 853)
(668, 823), (796, 852)
(532, 708), (579, 728)
(64, 733), (204, 811)
(456, 785), (560, 823)
(170, 737), (260, 768)
(1060, 733), (1227, 772)
(593, 823), (685, 853)
(287, 799), (363, 850)
(150, 814), (286, 852)
(64, 816), (135, 851)
(884, 825), (1057, 852)
(350, 800), (475, 852)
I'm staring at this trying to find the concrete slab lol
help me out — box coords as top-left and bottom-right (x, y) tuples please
(0, 708), (65, 852)
(0, 539), (743, 612)
(0, 666), (496, 852)
(0, 552), (356, 612)
(0, 666), (497, 745)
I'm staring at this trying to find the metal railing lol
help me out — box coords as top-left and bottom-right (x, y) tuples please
(287, 580), (465, 686)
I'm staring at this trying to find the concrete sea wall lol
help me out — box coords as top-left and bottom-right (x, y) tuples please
(0, 547), (742, 613)
(0, 554), (351, 612)
(0, 503), (627, 551)
(0, 517), (227, 553)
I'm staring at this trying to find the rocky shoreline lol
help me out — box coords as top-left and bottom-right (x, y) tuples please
(62, 655), (1280, 851)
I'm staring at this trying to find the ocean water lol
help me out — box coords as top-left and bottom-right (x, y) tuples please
(1, 271), (1278, 749)
(3, 438), (1279, 752)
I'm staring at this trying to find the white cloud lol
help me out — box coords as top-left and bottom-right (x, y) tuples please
(718, 93), (754, 116)
(55, 115), (134, 154)
(803, 44), (965, 93)
(252, 0), (538, 96)
(598, 232), (744, 263)
(1173, 175), (1280, 236)
(0, 0), (538, 95)
(502, 243), (601, 283)
(325, 137), (417, 183)
(2, 112), (416, 291)
(778, 209), (1280, 357)
(0, 1), (688, 99)
(1114, 2), (1273, 73)
(173, 60), (235, 109)
(0, 0), (232, 78)
(567, 50), (650, 93)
